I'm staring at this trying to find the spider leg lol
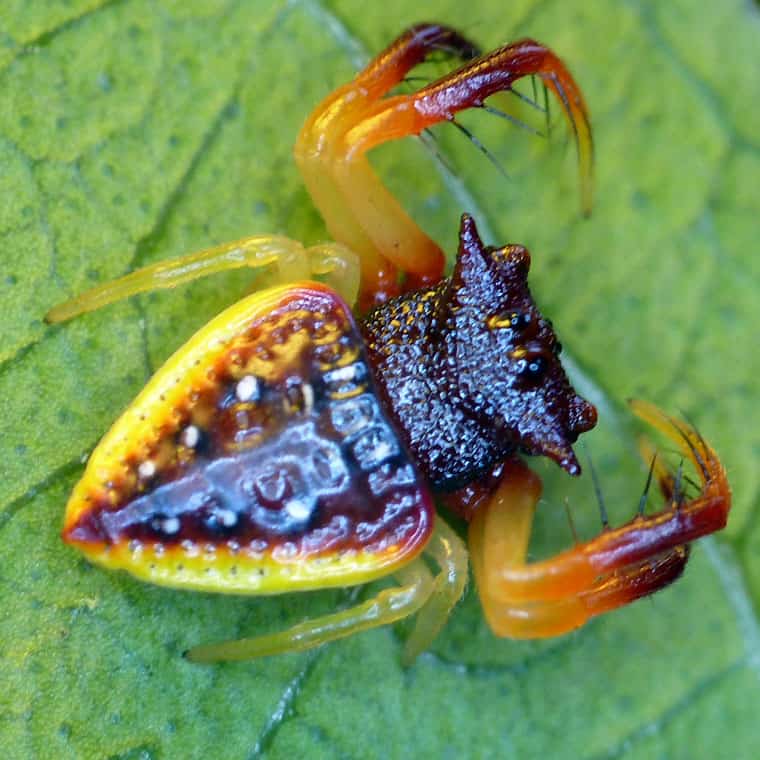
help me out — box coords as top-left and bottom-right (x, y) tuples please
(45, 236), (359, 323)
(349, 40), (593, 212)
(468, 404), (729, 639)
(184, 519), (467, 664)
(296, 24), (478, 308)
(351, 23), (479, 100)
(296, 29), (592, 309)
(401, 515), (468, 665)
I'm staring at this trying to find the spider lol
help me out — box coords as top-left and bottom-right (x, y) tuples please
(46, 24), (730, 665)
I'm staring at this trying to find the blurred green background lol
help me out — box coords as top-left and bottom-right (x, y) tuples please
(1, 1), (758, 757)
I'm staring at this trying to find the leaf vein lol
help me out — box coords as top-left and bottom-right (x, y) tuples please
(0, 0), (128, 75)
(703, 538), (760, 679)
(586, 658), (744, 760)
(247, 649), (324, 759)
(627, 0), (760, 152)
(0, 458), (83, 534)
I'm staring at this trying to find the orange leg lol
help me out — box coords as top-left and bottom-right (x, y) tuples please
(296, 24), (478, 308)
(295, 25), (592, 309)
(468, 402), (730, 639)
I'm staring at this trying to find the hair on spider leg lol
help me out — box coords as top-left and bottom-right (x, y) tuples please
(581, 440), (610, 530)
(492, 84), (553, 142)
(673, 421), (711, 482)
(661, 455), (702, 500)
(449, 118), (511, 180)
(546, 71), (579, 146)
(418, 129), (459, 176)
(661, 429), (707, 498)
(507, 79), (550, 114)
(484, 79), (553, 144)
(423, 101), (555, 207)
(678, 409), (714, 475)
(542, 82), (551, 139)
(672, 459), (685, 510)
(637, 453), (658, 517)
(563, 496), (581, 545)
(637, 453), (696, 515)
(681, 473), (702, 494)
(404, 60), (574, 191)
(480, 104), (546, 138)
(687, 416), (713, 458)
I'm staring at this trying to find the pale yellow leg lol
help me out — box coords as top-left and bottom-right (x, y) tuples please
(185, 520), (468, 664)
(185, 559), (435, 663)
(401, 516), (468, 665)
(45, 235), (360, 323)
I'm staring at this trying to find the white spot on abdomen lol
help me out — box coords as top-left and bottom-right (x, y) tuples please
(138, 460), (156, 479)
(181, 425), (200, 448)
(236, 375), (260, 402)
(161, 516), (180, 535)
(285, 500), (311, 521)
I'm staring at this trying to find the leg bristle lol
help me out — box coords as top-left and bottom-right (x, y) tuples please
(564, 497), (580, 545)
(481, 103), (545, 137)
(583, 442), (609, 529)
(450, 118), (511, 179)
(638, 453), (658, 517)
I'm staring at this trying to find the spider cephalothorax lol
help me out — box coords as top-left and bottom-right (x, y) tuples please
(361, 214), (596, 490)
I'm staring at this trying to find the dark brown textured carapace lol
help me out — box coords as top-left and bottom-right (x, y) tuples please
(361, 214), (597, 492)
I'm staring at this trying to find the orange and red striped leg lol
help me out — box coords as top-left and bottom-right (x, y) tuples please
(296, 24), (478, 308)
(295, 25), (592, 309)
(467, 403), (730, 639)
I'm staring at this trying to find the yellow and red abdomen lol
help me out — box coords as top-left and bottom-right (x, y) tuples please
(63, 283), (433, 594)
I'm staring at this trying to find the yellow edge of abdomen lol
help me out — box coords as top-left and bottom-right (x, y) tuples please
(73, 536), (429, 595)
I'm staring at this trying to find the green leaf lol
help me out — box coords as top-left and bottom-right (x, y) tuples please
(1, 1), (758, 758)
